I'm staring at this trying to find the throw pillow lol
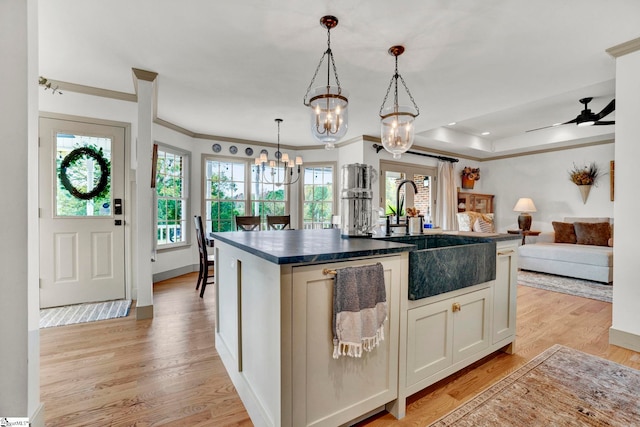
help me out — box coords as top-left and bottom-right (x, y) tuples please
(552, 221), (577, 244)
(473, 217), (494, 233)
(574, 222), (611, 246)
(456, 213), (473, 232)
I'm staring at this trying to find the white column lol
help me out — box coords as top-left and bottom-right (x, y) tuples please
(607, 38), (640, 351)
(132, 68), (158, 319)
(0, 0), (43, 424)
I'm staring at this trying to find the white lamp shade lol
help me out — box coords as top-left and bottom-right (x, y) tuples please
(513, 197), (537, 213)
(380, 105), (417, 159)
(308, 86), (349, 144)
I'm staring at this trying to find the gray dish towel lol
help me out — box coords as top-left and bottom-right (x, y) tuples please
(332, 262), (388, 359)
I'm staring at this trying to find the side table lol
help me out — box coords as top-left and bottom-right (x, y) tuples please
(507, 229), (541, 245)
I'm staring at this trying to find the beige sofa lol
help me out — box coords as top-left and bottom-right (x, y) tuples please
(518, 217), (613, 283)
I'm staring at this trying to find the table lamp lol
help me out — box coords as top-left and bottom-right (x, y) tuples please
(513, 198), (537, 231)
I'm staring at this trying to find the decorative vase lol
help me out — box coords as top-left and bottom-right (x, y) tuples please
(577, 184), (591, 204)
(462, 176), (475, 189)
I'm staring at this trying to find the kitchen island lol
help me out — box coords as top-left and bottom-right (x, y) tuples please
(210, 228), (520, 426)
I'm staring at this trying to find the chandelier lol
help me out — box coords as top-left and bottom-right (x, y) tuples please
(303, 15), (349, 150)
(254, 119), (303, 187)
(379, 45), (420, 159)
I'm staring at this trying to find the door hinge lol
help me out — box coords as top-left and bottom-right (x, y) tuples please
(39, 208), (42, 218)
(39, 278), (42, 288)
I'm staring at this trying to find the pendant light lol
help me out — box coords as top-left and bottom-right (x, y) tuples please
(254, 119), (303, 187)
(379, 45), (420, 159)
(303, 15), (349, 150)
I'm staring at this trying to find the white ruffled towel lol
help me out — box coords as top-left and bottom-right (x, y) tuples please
(332, 262), (388, 359)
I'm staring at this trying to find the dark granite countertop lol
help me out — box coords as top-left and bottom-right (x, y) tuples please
(209, 228), (414, 265)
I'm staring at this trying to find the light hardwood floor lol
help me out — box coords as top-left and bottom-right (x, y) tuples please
(41, 273), (640, 426)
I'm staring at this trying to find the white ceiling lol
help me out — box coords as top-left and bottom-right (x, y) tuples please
(38, 1), (639, 158)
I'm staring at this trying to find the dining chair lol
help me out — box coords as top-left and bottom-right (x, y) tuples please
(267, 215), (291, 230)
(193, 215), (214, 298)
(235, 215), (261, 231)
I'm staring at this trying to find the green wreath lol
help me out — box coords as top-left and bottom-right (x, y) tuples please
(59, 146), (110, 200)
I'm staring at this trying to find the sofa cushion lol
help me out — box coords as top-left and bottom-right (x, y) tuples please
(552, 221), (577, 244)
(518, 242), (612, 267)
(574, 222), (611, 246)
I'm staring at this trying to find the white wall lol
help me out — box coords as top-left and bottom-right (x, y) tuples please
(611, 47), (640, 347)
(482, 143), (614, 232)
(1, 0), (42, 422)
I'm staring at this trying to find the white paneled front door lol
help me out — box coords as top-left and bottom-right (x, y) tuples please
(39, 117), (126, 308)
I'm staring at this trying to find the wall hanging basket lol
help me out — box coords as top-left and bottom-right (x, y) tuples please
(578, 184), (591, 204)
(461, 177), (475, 189)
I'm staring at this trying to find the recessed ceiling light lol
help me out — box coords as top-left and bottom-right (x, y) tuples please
(447, 122), (457, 126)
(481, 131), (491, 136)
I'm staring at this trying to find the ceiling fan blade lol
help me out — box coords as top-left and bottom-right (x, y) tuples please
(596, 99), (615, 120)
(525, 124), (557, 132)
(593, 120), (615, 126)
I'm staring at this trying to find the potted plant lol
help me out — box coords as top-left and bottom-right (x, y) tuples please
(569, 162), (601, 204)
(461, 167), (480, 189)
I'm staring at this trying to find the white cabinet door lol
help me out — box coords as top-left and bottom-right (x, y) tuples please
(406, 298), (453, 386)
(493, 242), (518, 344)
(291, 256), (403, 427)
(406, 286), (491, 386)
(452, 287), (491, 362)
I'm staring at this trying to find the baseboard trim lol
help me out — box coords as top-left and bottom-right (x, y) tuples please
(609, 327), (640, 352)
(30, 402), (45, 427)
(153, 264), (198, 283)
(136, 305), (154, 320)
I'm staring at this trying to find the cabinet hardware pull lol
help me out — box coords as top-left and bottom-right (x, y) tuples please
(322, 268), (337, 275)
(452, 302), (461, 312)
(497, 250), (515, 256)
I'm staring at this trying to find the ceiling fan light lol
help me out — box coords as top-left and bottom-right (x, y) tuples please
(578, 120), (595, 127)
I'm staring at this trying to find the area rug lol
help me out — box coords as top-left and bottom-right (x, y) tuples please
(518, 270), (612, 303)
(429, 344), (640, 426)
(40, 299), (132, 328)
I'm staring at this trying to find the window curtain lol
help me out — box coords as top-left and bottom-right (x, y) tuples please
(436, 161), (457, 230)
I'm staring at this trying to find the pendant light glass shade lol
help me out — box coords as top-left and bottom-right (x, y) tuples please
(381, 105), (417, 159)
(308, 85), (349, 149)
(303, 16), (348, 150)
(379, 45), (419, 159)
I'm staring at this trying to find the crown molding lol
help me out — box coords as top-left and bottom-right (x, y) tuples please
(132, 68), (158, 82)
(606, 37), (640, 58)
(46, 79), (137, 102)
(48, 77), (615, 161)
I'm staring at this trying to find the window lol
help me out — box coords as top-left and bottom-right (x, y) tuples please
(205, 159), (248, 232)
(250, 164), (287, 219)
(204, 157), (291, 232)
(301, 164), (335, 229)
(156, 146), (189, 247)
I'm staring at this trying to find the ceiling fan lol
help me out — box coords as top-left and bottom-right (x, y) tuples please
(526, 97), (615, 132)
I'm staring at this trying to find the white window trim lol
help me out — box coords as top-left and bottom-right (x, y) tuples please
(155, 142), (191, 250)
(298, 161), (337, 228)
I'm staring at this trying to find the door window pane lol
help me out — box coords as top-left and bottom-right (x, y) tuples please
(56, 133), (112, 217)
